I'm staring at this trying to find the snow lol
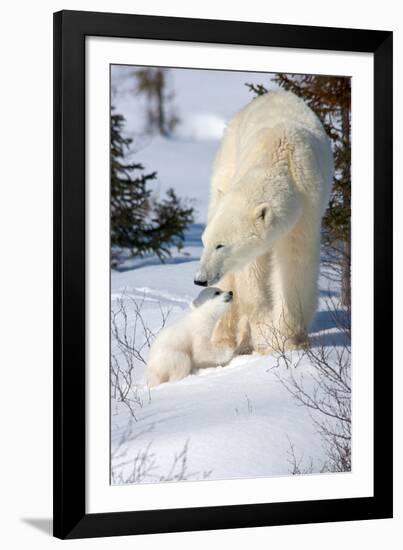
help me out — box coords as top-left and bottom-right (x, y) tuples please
(175, 112), (226, 141)
(111, 227), (347, 484)
(110, 66), (349, 485)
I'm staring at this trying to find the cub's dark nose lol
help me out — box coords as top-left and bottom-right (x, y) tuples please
(194, 279), (208, 287)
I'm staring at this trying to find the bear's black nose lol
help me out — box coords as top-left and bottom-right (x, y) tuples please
(194, 279), (208, 287)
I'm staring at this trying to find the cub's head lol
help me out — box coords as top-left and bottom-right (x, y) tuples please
(191, 287), (233, 317)
(194, 190), (272, 287)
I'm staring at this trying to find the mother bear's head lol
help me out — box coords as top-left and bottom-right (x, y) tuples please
(194, 189), (274, 287)
(194, 162), (304, 287)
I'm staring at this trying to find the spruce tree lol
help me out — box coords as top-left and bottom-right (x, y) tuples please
(111, 110), (194, 265)
(246, 76), (351, 306)
(134, 68), (180, 137)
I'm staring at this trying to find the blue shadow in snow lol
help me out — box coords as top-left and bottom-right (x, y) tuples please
(310, 331), (349, 348)
(310, 309), (349, 333)
(319, 287), (338, 298)
(114, 255), (198, 273)
(114, 224), (206, 272)
(310, 308), (350, 348)
(183, 223), (205, 246)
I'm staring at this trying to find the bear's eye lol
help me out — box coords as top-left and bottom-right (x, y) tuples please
(215, 244), (224, 250)
(214, 291), (220, 296)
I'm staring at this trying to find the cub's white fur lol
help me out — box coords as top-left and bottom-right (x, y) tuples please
(194, 91), (334, 353)
(147, 288), (234, 387)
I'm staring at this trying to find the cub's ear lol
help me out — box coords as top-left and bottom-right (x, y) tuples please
(253, 203), (272, 226)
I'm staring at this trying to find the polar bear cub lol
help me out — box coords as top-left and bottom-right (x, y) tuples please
(146, 287), (234, 387)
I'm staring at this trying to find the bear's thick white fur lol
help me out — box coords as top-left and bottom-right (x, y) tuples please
(195, 91), (334, 353)
(147, 290), (235, 387)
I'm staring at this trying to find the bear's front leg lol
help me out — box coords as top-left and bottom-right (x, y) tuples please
(194, 334), (234, 368)
(210, 316), (237, 352)
(247, 298), (310, 355)
(250, 321), (308, 355)
(269, 218), (321, 350)
(235, 315), (253, 355)
(249, 318), (276, 355)
(210, 342), (234, 366)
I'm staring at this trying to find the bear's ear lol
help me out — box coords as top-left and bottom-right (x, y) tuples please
(254, 203), (272, 226)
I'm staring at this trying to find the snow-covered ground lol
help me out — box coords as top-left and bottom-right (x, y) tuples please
(111, 226), (349, 484)
(110, 66), (350, 485)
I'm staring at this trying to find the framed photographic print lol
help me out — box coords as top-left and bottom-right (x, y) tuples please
(53, 10), (393, 539)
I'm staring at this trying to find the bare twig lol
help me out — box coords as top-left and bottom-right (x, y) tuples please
(268, 297), (351, 473)
(111, 291), (171, 419)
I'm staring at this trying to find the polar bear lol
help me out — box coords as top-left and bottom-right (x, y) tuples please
(146, 287), (236, 387)
(194, 91), (333, 353)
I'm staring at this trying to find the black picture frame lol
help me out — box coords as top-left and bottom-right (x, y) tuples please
(53, 9), (393, 540)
